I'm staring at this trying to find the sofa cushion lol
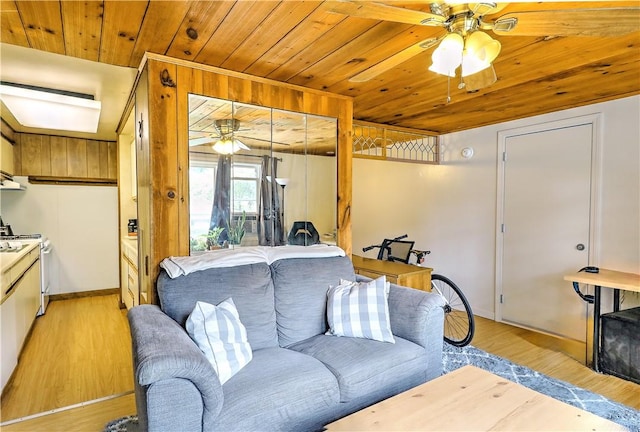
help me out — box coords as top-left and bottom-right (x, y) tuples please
(186, 299), (253, 384)
(271, 256), (356, 347)
(212, 347), (340, 431)
(157, 263), (278, 350)
(326, 276), (394, 343)
(288, 334), (427, 403)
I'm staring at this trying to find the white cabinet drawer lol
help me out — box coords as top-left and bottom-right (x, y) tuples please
(1, 271), (10, 297)
(2, 245), (39, 303)
(121, 239), (139, 310)
(9, 250), (36, 286)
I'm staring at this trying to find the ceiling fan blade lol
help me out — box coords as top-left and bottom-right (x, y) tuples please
(463, 65), (497, 91)
(325, 1), (446, 26)
(189, 136), (215, 147)
(492, 8), (640, 36)
(349, 37), (441, 82)
(468, 2), (510, 18)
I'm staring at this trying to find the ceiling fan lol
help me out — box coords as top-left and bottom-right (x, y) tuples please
(189, 119), (251, 154)
(327, 1), (640, 90)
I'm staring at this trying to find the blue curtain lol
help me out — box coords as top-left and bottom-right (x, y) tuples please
(210, 155), (231, 243)
(257, 155), (284, 246)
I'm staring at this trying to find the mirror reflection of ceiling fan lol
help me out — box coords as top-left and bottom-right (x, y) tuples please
(189, 119), (250, 154)
(328, 1), (640, 90)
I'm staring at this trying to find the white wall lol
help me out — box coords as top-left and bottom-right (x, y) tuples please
(1, 178), (119, 294)
(278, 153), (337, 239)
(119, 131), (137, 236)
(353, 96), (640, 319)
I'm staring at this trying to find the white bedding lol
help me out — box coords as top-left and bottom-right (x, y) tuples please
(160, 244), (345, 278)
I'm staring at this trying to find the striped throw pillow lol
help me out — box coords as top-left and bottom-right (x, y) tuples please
(186, 298), (253, 384)
(325, 276), (395, 343)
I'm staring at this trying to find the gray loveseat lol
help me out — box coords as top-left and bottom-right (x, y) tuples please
(128, 250), (445, 431)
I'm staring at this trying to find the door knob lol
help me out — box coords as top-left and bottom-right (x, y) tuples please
(576, 243), (585, 251)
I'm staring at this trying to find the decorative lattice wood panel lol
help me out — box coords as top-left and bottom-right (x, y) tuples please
(353, 121), (439, 164)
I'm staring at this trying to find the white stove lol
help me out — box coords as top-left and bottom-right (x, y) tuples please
(0, 233), (52, 315)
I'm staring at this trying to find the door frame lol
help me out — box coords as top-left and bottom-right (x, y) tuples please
(494, 113), (603, 324)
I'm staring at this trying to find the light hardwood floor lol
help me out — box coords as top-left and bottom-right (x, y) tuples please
(472, 316), (640, 411)
(1, 295), (638, 431)
(0, 295), (134, 426)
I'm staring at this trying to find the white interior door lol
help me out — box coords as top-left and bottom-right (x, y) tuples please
(499, 122), (594, 342)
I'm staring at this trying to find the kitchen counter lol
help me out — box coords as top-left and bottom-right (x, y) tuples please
(1, 241), (39, 274)
(1, 241), (39, 300)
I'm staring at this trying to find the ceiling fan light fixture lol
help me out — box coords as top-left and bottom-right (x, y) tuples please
(461, 30), (501, 77)
(212, 137), (250, 155)
(429, 33), (464, 77)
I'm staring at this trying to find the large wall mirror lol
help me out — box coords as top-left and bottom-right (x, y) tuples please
(188, 94), (337, 254)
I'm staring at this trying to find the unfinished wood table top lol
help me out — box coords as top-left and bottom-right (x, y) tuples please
(325, 365), (625, 431)
(564, 268), (640, 293)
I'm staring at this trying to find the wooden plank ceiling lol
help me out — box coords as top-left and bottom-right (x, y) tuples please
(1, 1), (639, 134)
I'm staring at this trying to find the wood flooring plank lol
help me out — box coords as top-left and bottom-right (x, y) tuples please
(0, 295), (132, 422)
(1, 393), (135, 432)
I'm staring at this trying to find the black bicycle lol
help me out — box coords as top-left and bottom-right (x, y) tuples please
(363, 235), (475, 347)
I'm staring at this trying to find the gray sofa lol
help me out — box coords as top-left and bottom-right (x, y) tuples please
(128, 253), (445, 432)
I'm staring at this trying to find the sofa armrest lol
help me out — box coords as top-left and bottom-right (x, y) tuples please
(386, 284), (445, 347)
(128, 305), (225, 427)
(387, 283), (445, 380)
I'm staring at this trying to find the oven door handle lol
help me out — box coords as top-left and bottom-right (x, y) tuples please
(42, 240), (52, 254)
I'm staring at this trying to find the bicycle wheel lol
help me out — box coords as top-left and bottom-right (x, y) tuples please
(431, 274), (475, 347)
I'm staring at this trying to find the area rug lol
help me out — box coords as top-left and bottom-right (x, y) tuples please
(443, 343), (640, 431)
(104, 344), (640, 432)
(103, 415), (138, 432)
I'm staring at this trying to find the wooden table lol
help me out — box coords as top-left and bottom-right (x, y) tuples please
(352, 255), (432, 292)
(325, 365), (625, 431)
(564, 268), (640, 372)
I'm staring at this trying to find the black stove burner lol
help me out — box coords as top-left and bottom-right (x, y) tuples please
(0, 234), (42, 240)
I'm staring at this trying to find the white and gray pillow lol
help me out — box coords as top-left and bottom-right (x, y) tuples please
(325, 276), (395, 344)
(186, 298), (253, 384)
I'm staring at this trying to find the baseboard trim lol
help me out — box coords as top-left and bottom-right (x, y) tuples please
(0, 390), (134, 426)
(50, 288), (119, 301)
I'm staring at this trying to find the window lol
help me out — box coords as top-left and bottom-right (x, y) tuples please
(189, 158), (260, 240)
(189, 161), (216, 239)
(231, 164), (259, 214)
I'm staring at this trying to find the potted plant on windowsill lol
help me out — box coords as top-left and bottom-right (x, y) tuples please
(227, 211), (246, 247)
(206, 227), (225, 250)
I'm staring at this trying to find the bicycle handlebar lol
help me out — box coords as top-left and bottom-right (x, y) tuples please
(362, 234), (409, 253)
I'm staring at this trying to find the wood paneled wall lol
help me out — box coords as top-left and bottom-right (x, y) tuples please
(1, 118), (16, 143)
(13, 133), (117, 181)
(130, 54), (353, 304)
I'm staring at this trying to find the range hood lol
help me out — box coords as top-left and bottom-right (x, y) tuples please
(0, 179), (27, 191)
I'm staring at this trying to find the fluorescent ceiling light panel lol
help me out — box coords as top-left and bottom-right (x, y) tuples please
(0, 83), (101, 133)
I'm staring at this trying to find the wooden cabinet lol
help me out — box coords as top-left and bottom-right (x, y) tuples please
(352, 255), (432, 292)
(1, 135), (15, 176)
(13, 133), (116, 181)
(13, 256), (41, 348)
(1, 290), (18, 391)
(121, 239), (139, 310)
(1, 244), (41, 392)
